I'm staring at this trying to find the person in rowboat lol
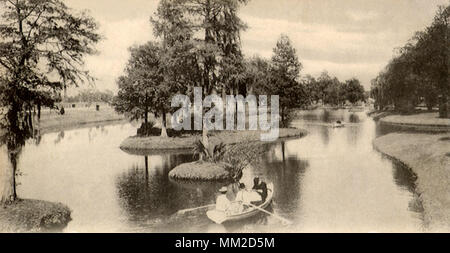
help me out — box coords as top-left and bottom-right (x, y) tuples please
(229, 183), (247, 214)
(231, 183), (262, 214)
(215, 186), (231, 213)
(252, 177), (268, 204)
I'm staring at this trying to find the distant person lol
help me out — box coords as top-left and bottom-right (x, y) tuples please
(215, 186), (231, 213)
(252, 177), (268, 203)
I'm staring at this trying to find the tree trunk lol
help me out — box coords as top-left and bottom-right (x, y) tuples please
(37, 103), (41, 120)
(144, 109), (148, 124)
(439, 94), (448, 118)
(161, 110), (168, 138)
(27, 108), (33, 132)
(202, 127), (209, 149)
(0, 147), (17, 204)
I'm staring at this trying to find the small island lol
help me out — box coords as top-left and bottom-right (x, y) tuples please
(120, 128), (307, 152)
(120, 126), (306, 181)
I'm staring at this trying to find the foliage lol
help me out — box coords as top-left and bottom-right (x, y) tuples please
(0, 0), (99, 203)
(243, 56), (271, 96)
(136, 121), (157, 136)
(150, 0), (249, 143)
(222, 142), (266, 181)
(193, 140), (227, 163)
(66, 89), (114, 104)
(0, 0), (100, 121)
(112, 42), (169, 127)
(303, 71), (365, 107)
(344, 78), (366, 104)
(191, 139), (266, 181)
(263, 35), (306, 127)
(371, 4), (449, 116)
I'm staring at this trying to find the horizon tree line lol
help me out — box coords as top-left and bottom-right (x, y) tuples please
(370, 4), (449, 118)
(113, 0), (366, 134)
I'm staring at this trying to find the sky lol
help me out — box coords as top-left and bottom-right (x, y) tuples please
(64, 0), (449, 93)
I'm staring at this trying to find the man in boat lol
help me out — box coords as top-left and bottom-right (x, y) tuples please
(215, 186), (231, 213)
(232, 183), (262, 213)
(252, 177), (268, 204)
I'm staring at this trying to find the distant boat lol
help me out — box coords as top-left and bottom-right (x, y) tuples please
(331, 121), (345, 128)
(206, 183), (274, 224)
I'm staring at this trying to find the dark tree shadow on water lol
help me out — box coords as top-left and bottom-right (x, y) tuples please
(250, 141), (310, 226)
(390, 159), (425, 217)
(114, 154), (224, 232)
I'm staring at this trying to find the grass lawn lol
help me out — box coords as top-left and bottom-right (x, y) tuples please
(38, 106), (126, 134)
(380, 112), (450, 127)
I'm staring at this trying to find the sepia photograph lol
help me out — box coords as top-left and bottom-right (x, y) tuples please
(0, 0), (449, 240)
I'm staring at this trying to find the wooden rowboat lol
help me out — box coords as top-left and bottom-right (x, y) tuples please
(206, 183), (274, 224)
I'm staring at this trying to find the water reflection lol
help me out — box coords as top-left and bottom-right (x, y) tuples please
(115, 154), (223, 232)
(13, 109), (425, 232)
(54, 131), (65, 144)
(349, 113), (360, 123)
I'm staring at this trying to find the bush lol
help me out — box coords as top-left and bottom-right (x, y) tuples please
(137, 120), (203, 137)
(193, 140), (227, 162)
(222, 142), (266, 181)
(136, 121), (156, 136)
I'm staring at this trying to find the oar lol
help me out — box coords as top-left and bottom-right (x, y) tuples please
(177, 204), (215, 214)
(243, 203), (292, 225)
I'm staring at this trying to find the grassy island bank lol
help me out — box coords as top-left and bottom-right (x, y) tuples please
(120, 128), (307, 152)
(378, 112), (450, 132)
(0, 199), (71, 232)
(169, 161), (231, 181)
(374, 133), (450, 231)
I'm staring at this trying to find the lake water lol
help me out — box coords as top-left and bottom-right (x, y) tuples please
(15, 109), (424, 232)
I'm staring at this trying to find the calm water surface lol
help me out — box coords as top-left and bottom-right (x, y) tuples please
(15, 109), (424, 232)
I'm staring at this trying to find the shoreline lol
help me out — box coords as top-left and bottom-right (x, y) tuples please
(373, 133), (450, 231)
(38, 107), (126, 135)
(120, 128), (307, 152)
(369, 110), (450, 132)
(369, 111), (450, 231)
(40, 118), (127, 135)
(0, 199), (71, 232)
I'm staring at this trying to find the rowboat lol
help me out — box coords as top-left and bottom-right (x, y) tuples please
(331, 121), (345, 128)
(206, 183), (274, 224)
